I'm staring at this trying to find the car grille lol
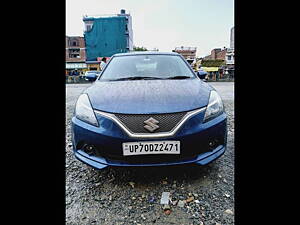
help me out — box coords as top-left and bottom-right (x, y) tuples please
(113, 112), (187, 133)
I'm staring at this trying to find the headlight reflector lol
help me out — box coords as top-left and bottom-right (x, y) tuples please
(203, 90), (224, 122)
(75, 94), (99, 127)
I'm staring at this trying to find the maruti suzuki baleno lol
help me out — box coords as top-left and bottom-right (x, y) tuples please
(72, 52), (227, 169)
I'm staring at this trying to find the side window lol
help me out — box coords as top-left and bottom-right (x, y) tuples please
(86, 24), (92, 32)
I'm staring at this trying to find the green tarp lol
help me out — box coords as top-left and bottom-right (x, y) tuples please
(84, 17), (128, 60)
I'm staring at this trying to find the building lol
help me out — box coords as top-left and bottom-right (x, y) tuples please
(230, 27), (234, 49)
(172, 46), (197, 64)
(65, 36), (87, 75)
(83, 9), (133, 61)
(225, 26), (234, 77)
(216, 48), (227, 60)
(211, 48), (221, 60)
(204, 48), (227, 61)
(201, 26), (235, 79)
(226, 48), (234, 65)
(85, 57), (112, 71)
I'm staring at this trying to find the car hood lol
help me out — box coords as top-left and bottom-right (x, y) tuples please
(85, 78), (212, 114)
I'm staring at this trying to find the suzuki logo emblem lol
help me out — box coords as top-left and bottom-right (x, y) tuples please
(143, 117), (160, 132)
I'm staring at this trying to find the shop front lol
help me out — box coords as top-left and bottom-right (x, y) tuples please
(202, 67), (220, 81)
(66, 62), (88, 76)
(86, 61), (100, 71)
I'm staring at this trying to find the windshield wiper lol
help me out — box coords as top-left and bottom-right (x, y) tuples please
(165, 76), (192, 79)
(110, 76), (163, 81)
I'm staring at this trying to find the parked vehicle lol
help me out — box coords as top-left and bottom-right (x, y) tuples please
(84, 71), (100, 81)
(197, 69), (208, 81)
(72, 52), (227, 169)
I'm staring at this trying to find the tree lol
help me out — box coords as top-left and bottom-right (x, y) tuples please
(133, 46), (148, 51)
(201, 59), (225, 67)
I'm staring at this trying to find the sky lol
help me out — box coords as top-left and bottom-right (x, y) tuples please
(66, 0), (234, 57)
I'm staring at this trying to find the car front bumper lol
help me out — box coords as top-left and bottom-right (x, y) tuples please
(71, 110), (227, 169)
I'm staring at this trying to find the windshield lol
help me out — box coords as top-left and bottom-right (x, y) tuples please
(98, 54), (195, 81)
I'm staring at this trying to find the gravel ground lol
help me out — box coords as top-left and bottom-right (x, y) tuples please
(65, 82), (234, 225)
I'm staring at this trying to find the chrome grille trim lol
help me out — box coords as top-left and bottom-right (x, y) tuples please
(94, 107), (206, 138)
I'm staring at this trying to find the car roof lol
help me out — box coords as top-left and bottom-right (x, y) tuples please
(112, 51), (180, 57)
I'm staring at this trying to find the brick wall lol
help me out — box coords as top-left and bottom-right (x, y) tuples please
(208, 48), (227, 60)
(211, 48), (221, 60)
(216, 49), (226, 60)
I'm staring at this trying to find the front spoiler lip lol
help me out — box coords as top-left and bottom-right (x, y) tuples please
(74, 145), (226, 170)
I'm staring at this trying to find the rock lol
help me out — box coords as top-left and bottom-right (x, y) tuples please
(216, 223), (221, 225)
(149, 196), (155, 203)
(224, 194), (230, 198)
(224, 209), (234, 215)
(162, 180), (168, 184)
(132, 196), (136, 200)
(194, 200), (200, 204)
(179, 196), (185, 200)
(177, 200), (185, 207)
(193, 193), (199, 198)
(162, 204), (170, 210)
(160, 192), (170, 205)
(171, 199), (178, 206)
(164, 209), (171, 215)
(186, 196), (194, 203)
(129, 182), (135, 188)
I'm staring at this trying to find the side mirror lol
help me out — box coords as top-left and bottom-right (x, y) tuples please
(197, 71), (207, 80)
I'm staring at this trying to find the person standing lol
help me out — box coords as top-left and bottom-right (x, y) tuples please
(100, 57), (107, 71)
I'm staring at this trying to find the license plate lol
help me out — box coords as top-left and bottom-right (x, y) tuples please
(122, 141), (180, 156)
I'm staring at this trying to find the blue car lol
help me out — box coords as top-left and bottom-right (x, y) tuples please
(84, 71), (100, 82)
(72, 52), (227, 170)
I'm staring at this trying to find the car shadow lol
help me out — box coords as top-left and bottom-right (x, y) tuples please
(90, 161), (220, 186)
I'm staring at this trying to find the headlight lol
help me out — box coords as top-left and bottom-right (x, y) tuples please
(75, 94), (99, 127)
(203, 90), (224, 122)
